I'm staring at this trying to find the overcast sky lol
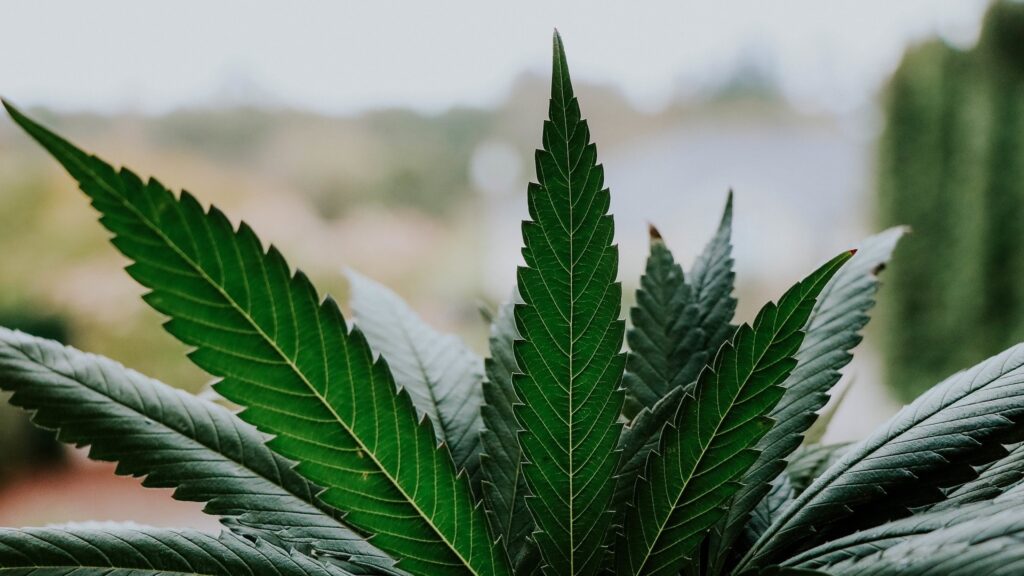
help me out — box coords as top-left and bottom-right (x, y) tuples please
(0, 1), (990, 116)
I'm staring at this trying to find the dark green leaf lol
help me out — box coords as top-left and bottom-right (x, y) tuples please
(347, 270), (484, 489)
(0, 327), (398, 575)
(824, 504), (1024, 576)
(787, 488), (1024, 570)
(741, 343), (1024, 571)
(621, 230), (702, 415)
(3, 101), (509, 576)
(707, 228), (904, 573)
(616, 252), (852, 576)
(618, 194), (737, 419)
(480, 297), (542, 574)
(513, 32), (626, 575)
(930, 441), (1024, 511)
(744, 474), (796, 546)
(613, 386), (685, 515)
(0, 527), (352, 576)
(786, 443), (851, 495)
(687, 192), (737, 364)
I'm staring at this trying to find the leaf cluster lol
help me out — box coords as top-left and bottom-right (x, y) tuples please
(1, 32), (1022, 576)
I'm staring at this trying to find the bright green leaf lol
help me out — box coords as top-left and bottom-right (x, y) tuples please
(3, 101), (509, 576)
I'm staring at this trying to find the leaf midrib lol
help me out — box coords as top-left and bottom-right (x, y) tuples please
(62, 150), (481, 576)
(554, 49), (577, 575)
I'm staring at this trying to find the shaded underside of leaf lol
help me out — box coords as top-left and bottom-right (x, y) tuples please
(480, 297), (542, 574)
(825, 505), (1024, 576)
(706, 228), (904, 574)
(347, 269), (485, 490)
(744, 474), (795, 547)
(931, 440), (1024, 511)
(616, 252), (851, 576)
(787, 488), (1024, 570)
(0, 327), (398, 575)
(0, 528), (352, 576)
(512, 33), (626, 575)
(3, 101), (508, 576)
(786, 443), (851, 495)
(742, 343), (1024, 571)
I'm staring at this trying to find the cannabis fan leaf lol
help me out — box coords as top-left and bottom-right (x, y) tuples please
(0, 327), (398, 575)
(513, 32), (627, 576)
(4, 29), (1024, 576)
(347, 269), (485, 490)
(616, 251), (851, 576)
(3, 101), (506, 576)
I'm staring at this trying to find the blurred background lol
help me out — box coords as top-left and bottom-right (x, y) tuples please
(0, 0), (1020, 531)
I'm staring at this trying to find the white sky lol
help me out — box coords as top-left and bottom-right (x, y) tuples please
(0, 1), (990, 115)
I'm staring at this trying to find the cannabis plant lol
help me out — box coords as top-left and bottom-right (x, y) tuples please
(2, 33), (1024, 576)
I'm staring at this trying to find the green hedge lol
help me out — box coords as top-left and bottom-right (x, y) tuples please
(879, 1), (1024, 401)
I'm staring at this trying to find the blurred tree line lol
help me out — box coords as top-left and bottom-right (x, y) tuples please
(879, 0), (1024, 401)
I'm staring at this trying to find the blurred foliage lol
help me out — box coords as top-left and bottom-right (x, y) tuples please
(879, 0), (1024, 401)
(0, 312), (67, 480)
(0, 73), (676, 397)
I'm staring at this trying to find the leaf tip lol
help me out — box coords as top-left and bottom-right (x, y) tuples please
(848, 248), (858, 256)
(2, 98), (26, 125)
(648, 223), (663, 242)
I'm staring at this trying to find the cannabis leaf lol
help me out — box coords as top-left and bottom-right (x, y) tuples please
(3, 101), (509, 576)
(0, 327), (399, 575)
(620, 195), (737, 418)
(786, 443), (851, 495)
(513, 32), (626, 576)
(621, 228), (702, 414)
(347, 269), (485, 489)
(480, 296), (542, 574)
(0, 527), (353, 576)
(933, 442), (1024, 510)
(613, 386), (685, 514)
(705, 228), (904, 574)
(687, 192), (738, 368)
(823, 504), (1024, 576)
(786, 490), (1024, 570)
(617, 251), (852, 576)
(614, 199), (737, 519)
(742, 343), (1024, 570)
